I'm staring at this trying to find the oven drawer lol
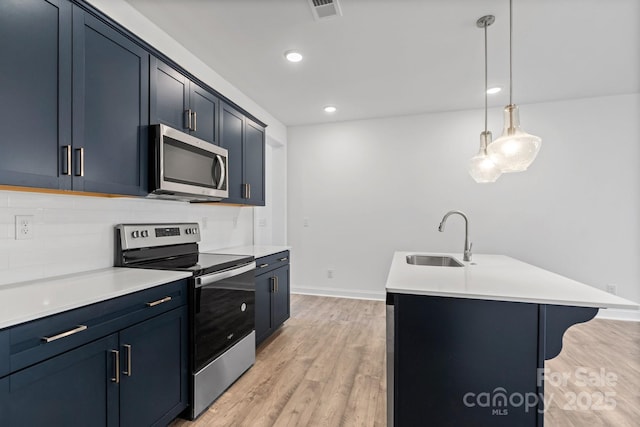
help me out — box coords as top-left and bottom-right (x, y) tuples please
(255, 251), (289, 276)
(9, 279), (187, 374)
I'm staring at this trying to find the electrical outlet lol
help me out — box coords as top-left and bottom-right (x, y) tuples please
(15, 215), (34, 240)
(201, 217), (208, 229)
(327, 269), (334, 279)
(258, 218), (267, 227)
(606, 284), (617, 295)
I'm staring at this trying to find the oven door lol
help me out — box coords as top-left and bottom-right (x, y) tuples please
(191, 262), (255, 373)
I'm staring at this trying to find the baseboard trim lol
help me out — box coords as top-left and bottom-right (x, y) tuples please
(291, 285), (385, 301)
(596, 308), (640, 322)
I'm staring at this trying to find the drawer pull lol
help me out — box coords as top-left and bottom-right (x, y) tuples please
(278, 257), (288, 262)
(259, 263), (269, 268)
(41, 325), (88, 343)
(146, 296), (172, 307)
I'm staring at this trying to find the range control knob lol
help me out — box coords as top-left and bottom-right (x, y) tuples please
(131, 230), (140, 238)
(185, 228), (191, 235)
(141, 230), (149, 238)
(191, 227), (198, 235)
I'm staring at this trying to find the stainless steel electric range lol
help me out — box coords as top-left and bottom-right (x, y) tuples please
(114, 222), (256, 419)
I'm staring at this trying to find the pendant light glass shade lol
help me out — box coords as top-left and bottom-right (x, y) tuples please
(469, 15), (501, 183)
(488, 0), (541, 172)
(469, 131), (501, 183)
(487, 104), (541, 172)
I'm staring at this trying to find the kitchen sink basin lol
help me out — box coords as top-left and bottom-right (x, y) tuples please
(406, 255), (464, 267)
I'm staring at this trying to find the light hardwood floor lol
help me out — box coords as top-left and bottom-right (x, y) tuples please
(171, 295), (639, 427)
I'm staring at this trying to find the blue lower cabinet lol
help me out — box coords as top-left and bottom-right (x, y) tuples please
(119, 307), (188, 427)
(1, 280), (189, 427)
(255, 253), (291, 347)
(6, 333), (119, 427)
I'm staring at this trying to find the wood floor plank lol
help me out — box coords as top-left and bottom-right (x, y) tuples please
(170, 295), (638, 427)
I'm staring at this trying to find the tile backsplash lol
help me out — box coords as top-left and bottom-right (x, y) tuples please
(0, 190), (253, 286)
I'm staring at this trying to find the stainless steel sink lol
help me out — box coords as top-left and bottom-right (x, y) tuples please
(406, 255), (464, 267)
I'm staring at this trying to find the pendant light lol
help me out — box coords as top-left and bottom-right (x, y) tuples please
(487, 0), (541, 172)
(469, 15), (502, 183)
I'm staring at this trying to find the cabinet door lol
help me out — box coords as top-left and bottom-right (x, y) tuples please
(0, 0), (72, 190)
(0, 377), (7, 422)
(119, 307), (188, 427)
(272, 265), (290, 328)
(255, 273), (274, 346)
(151, 58), (189, 132)
(4, 333), (119, 427)
(220, 102), (245, 203)
(245, 118), (266, 206)
(72, 7), (149, 196)
(190, 83), (219, 144)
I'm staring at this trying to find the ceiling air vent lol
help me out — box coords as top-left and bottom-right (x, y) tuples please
(307, 0), (342, 20)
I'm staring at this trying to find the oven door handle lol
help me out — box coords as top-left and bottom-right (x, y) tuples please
(195, 261), (256, 288)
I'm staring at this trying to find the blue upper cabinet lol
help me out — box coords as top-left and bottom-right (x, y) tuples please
(72, 7), (149, 196)
(0, 0), (72, 190)
(151, 58), (220, 145)
(0, 1), (148, 196)
(245, 118), (266, 206)
(220, 102), (266, 206)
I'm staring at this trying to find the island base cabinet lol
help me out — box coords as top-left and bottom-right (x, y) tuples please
(389, 294), (540, 427)
(6, 334), (119, 427)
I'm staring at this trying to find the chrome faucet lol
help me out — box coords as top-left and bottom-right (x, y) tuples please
(438, 210), (472, 262)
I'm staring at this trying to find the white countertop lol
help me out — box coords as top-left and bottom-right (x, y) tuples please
(206, 245), (291, 259)
(386, 252), (639, 310)
(0, 268), (192, 330)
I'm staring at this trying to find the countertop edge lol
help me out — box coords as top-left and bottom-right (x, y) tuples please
(0, 268), (192, 330)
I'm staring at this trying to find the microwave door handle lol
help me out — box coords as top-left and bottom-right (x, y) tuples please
(215, 154), (226, 190)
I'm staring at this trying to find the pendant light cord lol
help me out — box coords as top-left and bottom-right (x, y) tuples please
(509, 0), (513, 105)
(484, 22), (488, 134)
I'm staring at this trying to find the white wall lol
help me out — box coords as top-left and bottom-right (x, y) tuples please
(0, 190), (253, 286)
(287, 94), (640, 305)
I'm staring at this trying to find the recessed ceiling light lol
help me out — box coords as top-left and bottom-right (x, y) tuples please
(323, 105), (337, 113)
(284, 50), (303, 63)
(487, 86), (502, 95)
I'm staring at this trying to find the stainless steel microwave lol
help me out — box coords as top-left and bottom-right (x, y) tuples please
(148, 124), (228, 202)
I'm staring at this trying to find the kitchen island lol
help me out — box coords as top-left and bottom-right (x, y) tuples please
(385, 252), (638, 427)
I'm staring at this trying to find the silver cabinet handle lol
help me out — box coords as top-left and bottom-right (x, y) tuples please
(41, 325), (88, 343)
(242, 183), (248, 199)
(192, 111), (197, 132)
(278, 257), (288, 262)
(270, 276), (276, 292)
(185, 109), (192, 130)
(248, 183), (251, 199)
(146, 296), (172, 307)
(111, 350), (120, 383)
(62, 145), (72, 176)
(275, 276), (279, 293)
(75, 147), (84, 176)
(215, 154), (226, 190)
(123, 344), (132, 376)
(259, 263), (269, 268)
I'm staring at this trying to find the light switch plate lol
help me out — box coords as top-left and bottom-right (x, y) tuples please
(15, 215), (34, 240)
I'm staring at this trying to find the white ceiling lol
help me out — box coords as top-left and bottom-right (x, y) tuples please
(124, 0), (639, 126)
